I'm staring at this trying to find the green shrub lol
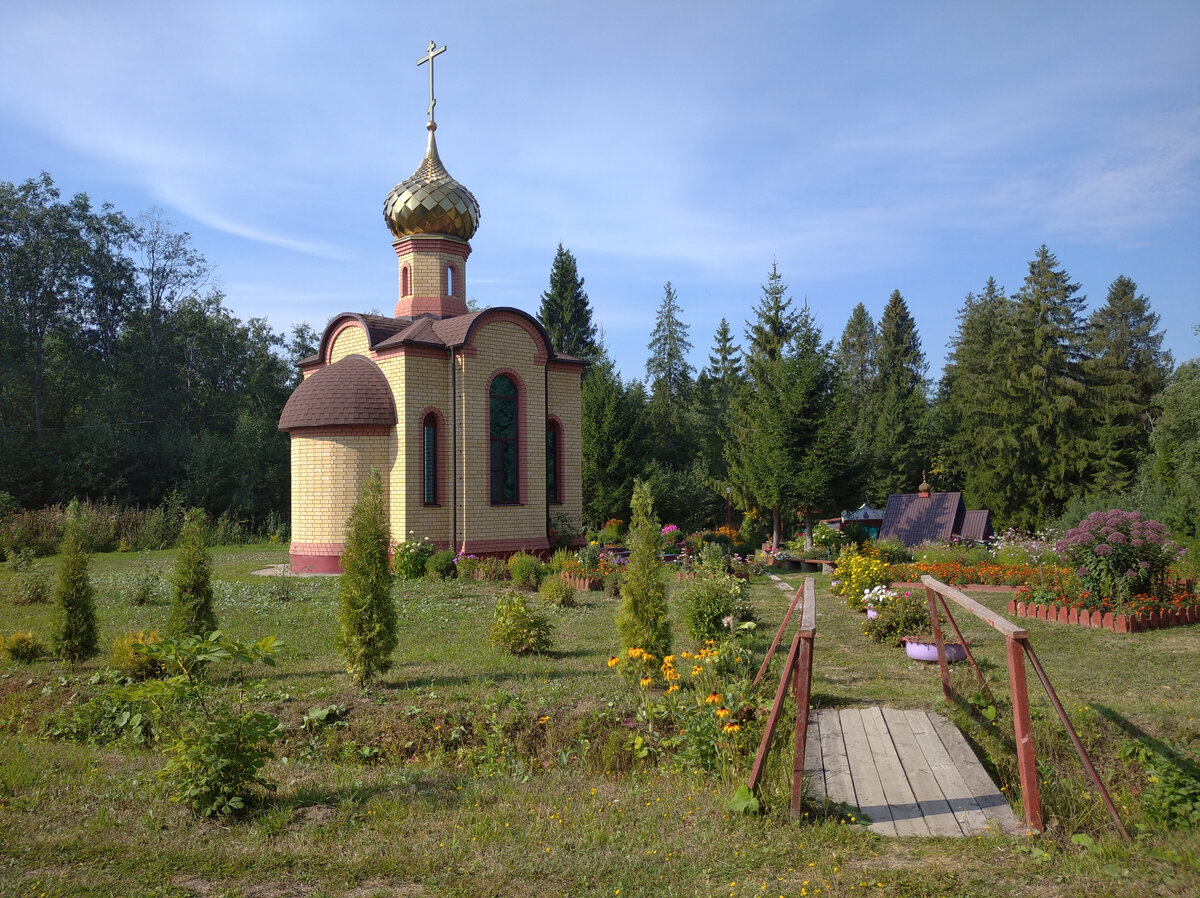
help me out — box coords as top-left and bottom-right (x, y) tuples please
(539, 576), (576, 608)
(3, 629), (47, 664)
(51, 512), (99, 662)
(128, 551), (162, 606)
(875, 539), (914, 565)
(617, 480), (671, 664)
(40, 678), (157, 748)
(489, 590), (553, 655)
(8, 549), (50, 605)
(110, 630), (164, 680)
(166, 511), (217, 638)
(862, 589), (931, 645)
(136, 632), (281, 817)
(455, 554), (482, 579)
(337, 470), (397, 687)
(547, 548), (574, 573)
(393, 533), (434, 580)
(479, 556), (509, 582)
(508, 551), (543, 590)
(680, 574), (750, 642)
(604, 569), (623, 598)
(426, 549), (457, 580)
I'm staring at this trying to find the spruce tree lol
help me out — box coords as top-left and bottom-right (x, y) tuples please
(870, 290), (929, 501)
(744, 261), (798, 369)
(1142, 343), (1200, 542)
(337, 468), (397, 688)
(616, 480), (671, 660)
(537, 244), (598, 360)
(1084, 276), (1173, 493)
(694, 318), (743, 480)
(51, 509), (99, 662)
(581, 352), (646, 527)
(166, 510), (218, 637)
(836, 303), (879, 489)
(645, 282), (694, 468)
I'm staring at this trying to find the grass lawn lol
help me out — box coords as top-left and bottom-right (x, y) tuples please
(0, 544), (1197, 897)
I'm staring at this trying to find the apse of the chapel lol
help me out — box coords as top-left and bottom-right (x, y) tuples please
(288, 432), (392, 547)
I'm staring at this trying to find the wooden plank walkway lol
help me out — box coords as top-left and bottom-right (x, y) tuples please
(804, 707), (1023, 837)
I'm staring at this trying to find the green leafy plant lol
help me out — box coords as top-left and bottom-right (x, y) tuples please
(488, 590), (553, 655)
(337, 469), (397, 688)
(393, 532), (434, 580)
(128, 550), (162, 605)
(679, 574), (750, 642)
(1117, 737), (1200, 829)
(110, 630), (164, 680)
(454, 553), (481, 578)
(862, 588), (931, 645)
(7, 548), (50, 605)
(135, 631), (281, 817)
(165, 510), (217, 637)
(507, 551), (544, 591)
(728, 784), (760, 814)
(425, 549), (457, 580)
(479, 555), (510, 582)
(538, 575), (576, 608)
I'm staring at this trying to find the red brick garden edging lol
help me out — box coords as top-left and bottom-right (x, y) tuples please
(1006, 599), (1200, 633)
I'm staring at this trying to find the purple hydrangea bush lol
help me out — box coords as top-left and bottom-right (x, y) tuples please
(1055, 510), (1182, 603)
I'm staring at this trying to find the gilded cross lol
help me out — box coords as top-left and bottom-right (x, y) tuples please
(417, 41), (447, 124)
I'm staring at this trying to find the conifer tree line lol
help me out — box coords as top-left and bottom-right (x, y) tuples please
(544, 244), (1198, 545)
(0, 174), (317, 519)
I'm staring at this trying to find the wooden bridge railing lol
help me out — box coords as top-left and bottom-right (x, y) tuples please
(920, 575), (1129, 839)
(747, 576), (815, 822)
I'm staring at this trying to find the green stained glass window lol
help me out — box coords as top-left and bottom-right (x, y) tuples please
(423, 415), (437, 505)
(546, 422), (559, 504)
(490, 375), (518, 503)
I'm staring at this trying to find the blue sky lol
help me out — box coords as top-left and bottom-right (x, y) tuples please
(3, 1), (1198, 383)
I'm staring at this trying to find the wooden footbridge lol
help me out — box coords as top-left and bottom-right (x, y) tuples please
(751, 574), (1127, 839)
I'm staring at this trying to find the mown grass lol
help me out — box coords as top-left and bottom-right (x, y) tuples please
(0, 546), (1197, 897)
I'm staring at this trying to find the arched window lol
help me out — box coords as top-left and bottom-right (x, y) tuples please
(401, 264), (411, 297)
(546, 419), (562, 505)
(490, 375), (518, 504)
(422, 412), (438, 505)
(445, 264), (456, 297)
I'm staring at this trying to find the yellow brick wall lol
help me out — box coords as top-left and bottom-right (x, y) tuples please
(393, 352), (453, 547)
(289, 432), (394, 546)
(396, 247), (465, 302)
(458, 319), (547, 549)
(329, 324), (370, 363)
(548, 366), (584, 534)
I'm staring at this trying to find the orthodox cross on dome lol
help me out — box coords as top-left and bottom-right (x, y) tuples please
(417, 40), (447, 125)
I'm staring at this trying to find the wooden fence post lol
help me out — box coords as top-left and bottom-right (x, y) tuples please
(1006, 634), (1042, 832)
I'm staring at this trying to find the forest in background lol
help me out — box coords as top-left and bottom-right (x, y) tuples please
(3, 175), (1198, 549)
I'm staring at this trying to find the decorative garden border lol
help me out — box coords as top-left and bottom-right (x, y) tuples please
(1006, 600), (1200, 633)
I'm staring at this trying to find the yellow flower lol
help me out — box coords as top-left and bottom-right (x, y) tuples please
(538, 715), (550, 724)
(628, 647), (643, 659)
(607, 656), (620, 668)
(680, 650), (692, 659)
(705, 639), (716, 646)
(639, 676), (653, 688)
(662, 654), (675, 665)
(692, 665), (704, 677)
(706, 692), (723, 704)
(722, 722), (741, 733)
(715, 707), (732, 719)
(665, 684), (679, 694)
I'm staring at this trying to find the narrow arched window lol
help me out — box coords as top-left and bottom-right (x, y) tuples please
(402, 264), (411, 297)
(490, 375), (518, 504)
(445, 264), (456, 297)
(422, 413), (437, 505)
(547, 419), (561, 505)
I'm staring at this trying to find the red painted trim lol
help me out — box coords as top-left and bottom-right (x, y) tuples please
(391, 235), (472, 260)
(397, 295), (469, 318)
(401, 264), (411, 297)
(489, 368), (527, 505)
(289, 542), (344, 574)
(419, 406), (447, 507)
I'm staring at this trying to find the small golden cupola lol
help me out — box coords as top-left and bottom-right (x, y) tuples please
(383, 41), (480, 320)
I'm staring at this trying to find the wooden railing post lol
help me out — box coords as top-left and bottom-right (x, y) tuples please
(925, 585), (953, 704)
(790, 629), (814, 821)
(1006, 634), (1043, 832)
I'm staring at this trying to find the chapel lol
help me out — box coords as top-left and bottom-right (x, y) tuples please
(278, 46), (584, 573)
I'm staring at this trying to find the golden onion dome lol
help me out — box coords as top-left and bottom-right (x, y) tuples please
(383, 124), (480, 241)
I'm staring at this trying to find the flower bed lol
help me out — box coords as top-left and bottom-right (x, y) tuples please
(889, 560), (1038, 587)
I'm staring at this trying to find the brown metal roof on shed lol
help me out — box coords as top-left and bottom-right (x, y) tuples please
(278, 354), (397, 432)
(879, 491), (966, 546)
(958, 509), (993, 542)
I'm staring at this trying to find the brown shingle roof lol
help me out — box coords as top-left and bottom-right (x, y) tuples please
(278, 355), (396, 432)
